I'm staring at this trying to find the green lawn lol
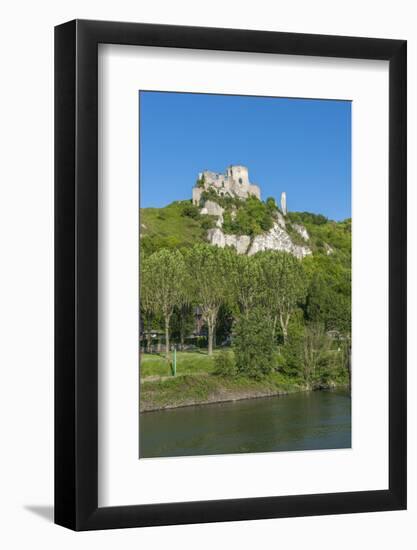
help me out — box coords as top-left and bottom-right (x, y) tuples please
(140, 350), (218, 379)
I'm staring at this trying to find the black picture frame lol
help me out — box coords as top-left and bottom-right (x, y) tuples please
(55, 19), (407, 531)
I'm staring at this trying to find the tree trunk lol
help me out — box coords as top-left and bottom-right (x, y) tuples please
(280, 314), (289, 344)
(205, 308), (218, 356)
(165, 316), (170, 361)
(207, 322), (214, 356)
(207, 312), (217, 356)
(271, 315), (278, 344)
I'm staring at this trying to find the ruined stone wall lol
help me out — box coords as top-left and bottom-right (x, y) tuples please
(193, 165), (261, 203)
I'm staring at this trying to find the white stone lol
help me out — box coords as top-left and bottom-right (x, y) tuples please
(225, 234), (251, 255)
(203, 201), (224, 217)
(207, 223), (311, 258)
(207, 227), (225, 248)
(281, 191), (287, 216)
(292, 223), (310, 241)
(207, 228), (251, 254)
(276, 211), (286, 228)
(248, 223), (311, 258)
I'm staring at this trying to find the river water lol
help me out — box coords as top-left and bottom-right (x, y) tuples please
(139, 389), (351, 458)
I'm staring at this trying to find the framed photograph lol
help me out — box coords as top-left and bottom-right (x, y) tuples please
(55, 19), (406, 530)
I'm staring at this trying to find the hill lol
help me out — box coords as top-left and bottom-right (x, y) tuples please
(140, 198), (351, 268)
(140, 201), (215, 255)
(139, 197), (351, 405)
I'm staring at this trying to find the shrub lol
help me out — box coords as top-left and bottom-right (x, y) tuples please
(181, 202), (200, 219)
(213, 350), (237, 377)
(200, 216), (216, 231)
(265, 196), (278, 212)
(288, 211), (328, 225)
(222, 196), (275, 237)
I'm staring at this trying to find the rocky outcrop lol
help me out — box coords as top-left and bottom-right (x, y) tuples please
(200, 200), (224, 228)
(202, 200), (224, 217)
(207, 222), (311, 258)
(293, 223), (309, 241)
(202, 195), (311, 258)
(248, 223), (311, 258)
(276, 211), (286, 229)
(207, 228), (251, 254)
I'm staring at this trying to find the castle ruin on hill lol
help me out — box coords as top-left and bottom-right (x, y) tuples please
(192, 165), (288, 216)
(191, 164), (311, 259)
(192, 165), (261, 205)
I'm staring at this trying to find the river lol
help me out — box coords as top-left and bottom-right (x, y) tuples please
(139, 389), (351, 458)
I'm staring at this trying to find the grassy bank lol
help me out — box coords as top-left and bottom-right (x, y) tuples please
(140, 371), (303, 412)
(140, 350), (215, 379)
(139, 350), (313, 412)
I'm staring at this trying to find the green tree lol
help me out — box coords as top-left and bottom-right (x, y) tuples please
(143, 249), (185, 359)
(279, 313), (305, 377)
(302, 323), (332, 389)
(233, 308), (275, 379)
(184, 244), (233, 355)
(257, 251), (307, 343)
(265, 196), (278, 212)
(140, 253), (155, 352)
(230, 254), (262, 316)
(304, 255), (351, 333)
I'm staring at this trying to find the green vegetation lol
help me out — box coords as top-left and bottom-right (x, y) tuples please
(222, 196), (276, 236)
(140, 200), (210, 254)
(289, 211), (351, 260)
(213, 349), (237, 377)
(233, 308), (276, 379)
(140, 351), (301, 412)
(140, 350), (216, 378)
(197, 190), (277, 236)
(139, 201), (351, 411)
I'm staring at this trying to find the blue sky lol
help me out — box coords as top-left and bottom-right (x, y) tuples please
(139, 91), (351, 221)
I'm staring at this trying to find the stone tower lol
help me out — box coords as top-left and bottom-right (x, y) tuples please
(281, 192), (287, 216)
(192, 165), (261, 205)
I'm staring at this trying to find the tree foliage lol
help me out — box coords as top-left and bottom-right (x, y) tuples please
(139, 206), (351, 386)
(141, 248), (186, 359)
(183, 244), (233, 355)
(256, 251), (307, 342)
(233, 308), (276, 379)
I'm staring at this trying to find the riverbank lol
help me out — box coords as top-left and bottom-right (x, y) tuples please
(139, 350), (349, 412)
(140, 372), (304, 412)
